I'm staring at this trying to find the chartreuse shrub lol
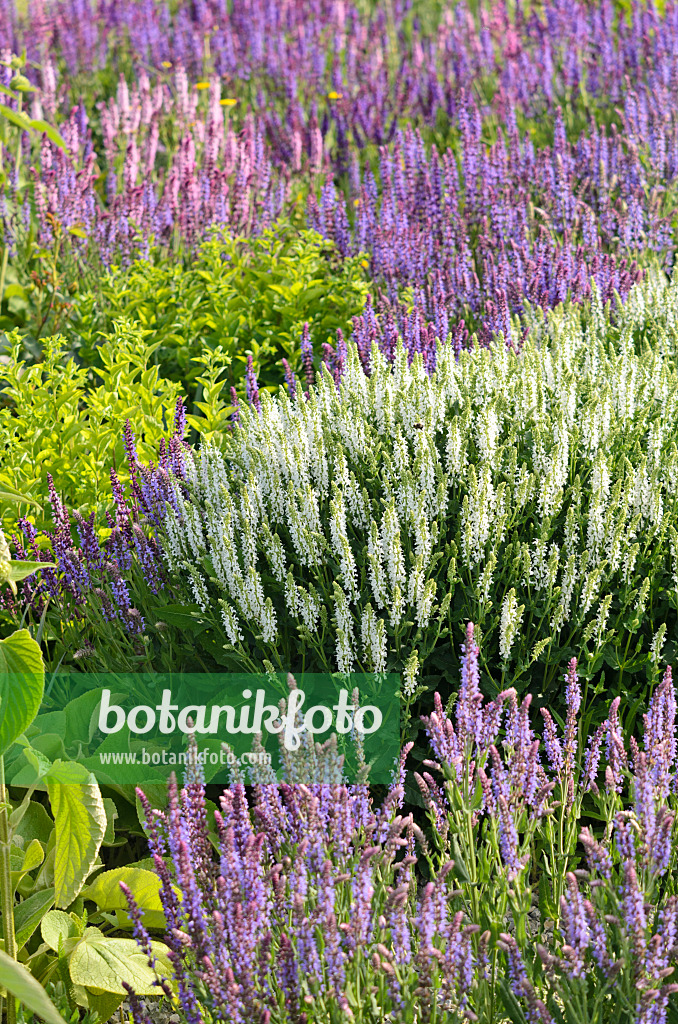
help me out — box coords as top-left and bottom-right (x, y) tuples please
(62, 224), (370, 410)
(133, 268), (678, 729)
(121, 636), (678, 1024)
(0, 325), (182, 535)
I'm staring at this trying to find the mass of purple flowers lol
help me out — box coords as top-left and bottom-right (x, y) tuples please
(0, 0), (675, 346)
(0, 401), (188, 633)
(126, 768), (477, 1023)
(117, 624), (678, 1023)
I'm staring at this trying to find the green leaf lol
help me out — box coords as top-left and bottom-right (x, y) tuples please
(0, 629), (44, 754)
(41, 909), (79, 952)
(12, 799), (53, 847)
(73, 985), (123, 1022)
(28, 119), (67, 150)
(10, 75), (35, 93)
(69, 930), (173, 995)
(46, 768), (106, 908)
(14, 887), (55, 950)
(101, 797), (119, 846)
(498, 977), (529, 1024)
(155, 604), (205, 630)
(8, 560), (55, 583)
(0, 103), (31, 132)
(0, 484), (40, 507)
(20, 838), (44, 874)
(3, 283), (27, 301)
(82, 865), (164, 915)
(61, 689), (110, 750)
(0, 948), (64, 1024)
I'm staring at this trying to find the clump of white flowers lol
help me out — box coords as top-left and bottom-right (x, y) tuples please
(499, 589), (524, 662)
(159, 269), (678, 699)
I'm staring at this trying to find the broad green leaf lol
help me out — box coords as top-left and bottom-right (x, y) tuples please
(8, 560), (55, 583)
(13, 799), (53, 847)
(61, 689), (109, 750)
(47, 768), (106, 908)
(3, 284), (27, 301)
(69, 931), (173, 995)
(14, 887), (55, 950)
(28, 119), (67, 150)
(41, 909), (79, 952)
(8, 746), (53, 787)
(0, 630), (44, 754)
(83, 865), (164, 916)
(0, 949), (64, 1024)
(19, 837), (43, 874)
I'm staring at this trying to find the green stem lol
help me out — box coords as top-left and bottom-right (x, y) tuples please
(0, 754), (17, 1024)
(0, 244), (9, 314)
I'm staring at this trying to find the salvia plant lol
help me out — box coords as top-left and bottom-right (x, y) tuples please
(0, 2), (677, 345)
(25, 267), (674, 721)
(121, 627), (678, 1024)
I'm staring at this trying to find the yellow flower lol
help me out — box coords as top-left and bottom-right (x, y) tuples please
(353, 198), (360, 206)
(327, 91), (343, 100)
(221, 98), (237, 107)
(196, 81), (210, 90)
(161, 61), (172, 69)
(361, 259), (369, 268)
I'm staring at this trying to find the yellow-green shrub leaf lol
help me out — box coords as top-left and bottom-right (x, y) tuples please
(46, 768), (106, 908)
(40, 910), (79, 952)
(82, 866), (164, 915)
(0, 630), (44, 754)
(69, 931), (173, 995)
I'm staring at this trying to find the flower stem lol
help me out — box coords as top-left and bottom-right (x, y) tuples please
(0, 753), (17, 1024)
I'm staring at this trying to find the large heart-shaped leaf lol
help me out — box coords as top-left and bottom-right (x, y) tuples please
(0, 630), (44, 754)
(82, 866), (164, 914)
(0, 949), (63, 1024)
(41, 910), (80, 952)
(69, 930), (173, 995)
(46, 763), (106, 908)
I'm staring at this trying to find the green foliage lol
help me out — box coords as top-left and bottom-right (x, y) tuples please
(0, 951), (63, 1024)
(0, 631), (44, 753)
(0, 327), (182, 533)
(27, 908), (173, 1021)
(63, 224), (370, 411)
(17, 980), (98, 1024)
(0, 609), (171, 1023)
